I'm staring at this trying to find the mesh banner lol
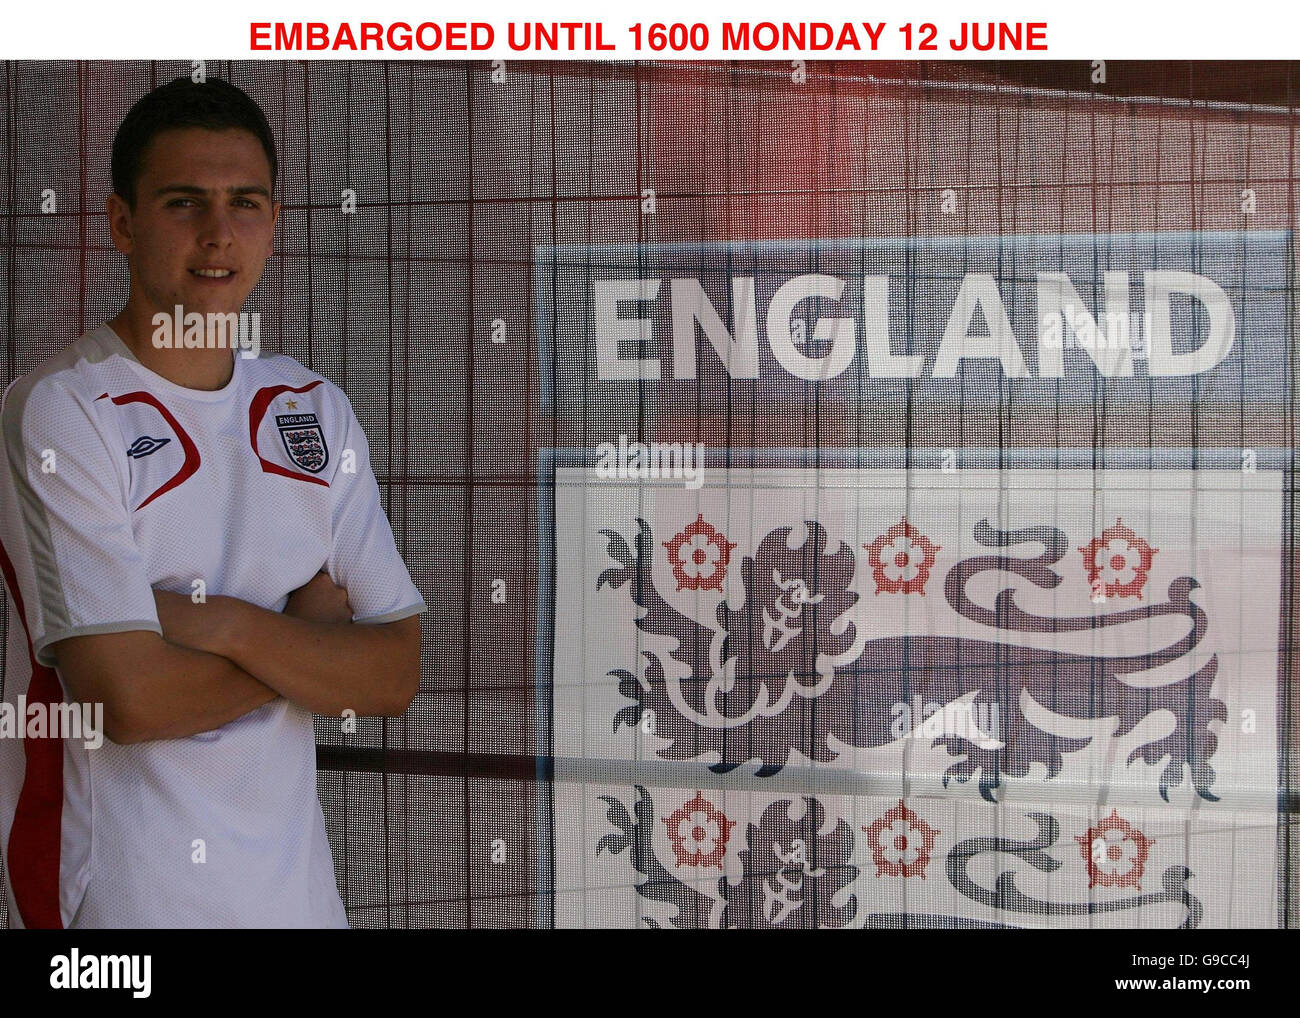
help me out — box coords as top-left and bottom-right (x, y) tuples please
(0, 59), (1296, 928)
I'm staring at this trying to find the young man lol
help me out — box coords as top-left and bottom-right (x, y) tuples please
(0, 77), (426, 928)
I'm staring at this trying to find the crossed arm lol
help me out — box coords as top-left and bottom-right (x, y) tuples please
(51, 572), (421, 745)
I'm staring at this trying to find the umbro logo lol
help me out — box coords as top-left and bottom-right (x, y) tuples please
(126, 435), (171, 459)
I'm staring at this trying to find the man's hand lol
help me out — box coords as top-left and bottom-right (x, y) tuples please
(284, 570), (353, 624)
(153, 571), (352, 655)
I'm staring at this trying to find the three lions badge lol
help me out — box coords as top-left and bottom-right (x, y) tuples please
(276, 413), (328, 473)
(549, 465), (1283, 928)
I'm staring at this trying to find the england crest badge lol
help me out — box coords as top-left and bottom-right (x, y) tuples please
(276, 412), (329, 473)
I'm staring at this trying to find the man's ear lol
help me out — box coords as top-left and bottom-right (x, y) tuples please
(106, 193), (133, 255)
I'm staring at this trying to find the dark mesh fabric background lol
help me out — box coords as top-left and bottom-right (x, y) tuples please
(0, 60), (1296, 928)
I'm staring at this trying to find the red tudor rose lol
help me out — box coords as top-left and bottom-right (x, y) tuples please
(1079, 518), (1159, 600)
(663, 514), (736, 592)
(862, 799), (940, 879)
(864, 516), (942, 595)
(663, 792), (734, 869)
(1074, 809), (1154, 890)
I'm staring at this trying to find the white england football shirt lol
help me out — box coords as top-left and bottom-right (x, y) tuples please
(0, 324), (426, 928)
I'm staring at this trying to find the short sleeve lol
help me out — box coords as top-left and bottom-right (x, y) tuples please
(1, 378), (163, 667)
(326, 390), (426, 624)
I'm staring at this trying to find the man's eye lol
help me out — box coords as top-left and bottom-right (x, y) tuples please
(235, 198), (259, 209)
(167, 198), (198, 207)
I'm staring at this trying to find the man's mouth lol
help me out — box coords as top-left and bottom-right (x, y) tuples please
(190, 268), (235, 279)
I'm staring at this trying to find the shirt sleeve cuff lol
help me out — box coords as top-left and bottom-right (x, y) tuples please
(352, 601), (427, 625)
(33, 620), (165, 669)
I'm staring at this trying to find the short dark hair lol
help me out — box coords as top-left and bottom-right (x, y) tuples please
(111, 76), (278, 206)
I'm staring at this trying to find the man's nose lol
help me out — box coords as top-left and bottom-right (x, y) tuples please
(196, 206), (236, 247)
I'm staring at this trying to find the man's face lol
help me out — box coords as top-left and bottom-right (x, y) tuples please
(107, 126), (278, 317)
